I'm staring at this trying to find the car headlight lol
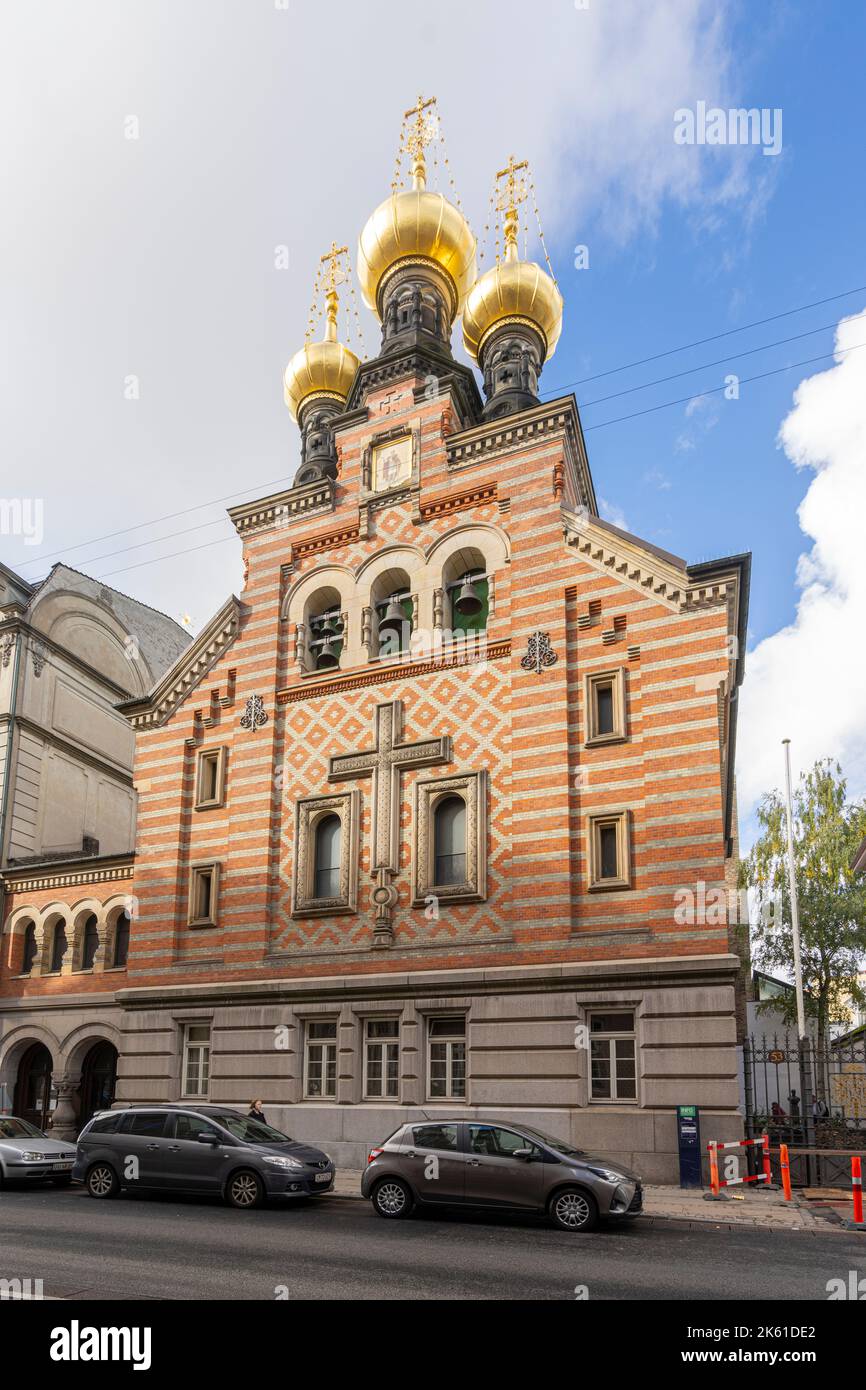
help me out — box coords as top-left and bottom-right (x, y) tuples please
(20, 1152), (46, 1162)
(587, 1166), (627, 1184)
(262, 1155), (304, 1170)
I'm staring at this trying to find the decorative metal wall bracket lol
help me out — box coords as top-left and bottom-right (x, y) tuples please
(520, 630), (557, 674)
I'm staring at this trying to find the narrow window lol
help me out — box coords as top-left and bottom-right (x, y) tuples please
(20, 922), (38, 976)
(434, 795), (467, 886)
(595, 682), (615, 736)
(81, 914), (99, 971)
(365, 1019), (399, 1099)
(589, 1011), (637, 1102)
(588, 812), (630, 891)
(189, 865), (219, 925)
(49, 924), (68, 974)
(182, 1024), (211, 1098)
(195, 747), (225, 809)
(314, 814), (341, 899)
(305, 1021), (337, 1099)
(585, 669), (627, 745)
(113, 911), (130, 968)
(428, 1016), (466, 1100)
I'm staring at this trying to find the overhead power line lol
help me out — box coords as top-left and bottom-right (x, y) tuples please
(542, 283), (866, 395)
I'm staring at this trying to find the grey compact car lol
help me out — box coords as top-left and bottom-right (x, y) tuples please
(73, 1104), (335, 1209)
(362, 1119), (642, 1231)
(0, 1115), (77, 1186)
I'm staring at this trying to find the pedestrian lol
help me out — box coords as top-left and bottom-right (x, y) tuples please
(813, 1097), (829, 1120)
(788, 1089), (800, 1118)
(248, 1097), (267, 1125)
(771, 1100), (787, 1121)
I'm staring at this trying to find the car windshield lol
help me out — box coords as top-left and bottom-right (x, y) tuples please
(0, 1117), (44, 1140)
(513, 1124), (585, 1157)
(212, 1114), (293, 1144)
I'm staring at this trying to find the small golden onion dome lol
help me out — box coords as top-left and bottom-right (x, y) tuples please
(462, 207), (563, 364)
(283, 288), (360, 422)
(357, 161), (477, 321)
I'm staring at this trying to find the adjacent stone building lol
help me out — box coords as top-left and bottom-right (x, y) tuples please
(0, 103), (750, 1176)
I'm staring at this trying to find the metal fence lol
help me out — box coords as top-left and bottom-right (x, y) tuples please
(743, 1032), (866, 1187)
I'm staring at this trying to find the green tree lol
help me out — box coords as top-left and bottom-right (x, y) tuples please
(741, 759), (866, 1061)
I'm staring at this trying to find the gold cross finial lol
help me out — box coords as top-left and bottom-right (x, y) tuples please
(401, 94), (438, 189)
(495, 155), (529, 215)
(320, 241), (349, 293)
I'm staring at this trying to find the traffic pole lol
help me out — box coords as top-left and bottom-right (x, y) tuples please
(780, 1143), (792, 1201)
(760, 1131), (776, 1189)
(708, 1141), (721, 1197)
(852, 1157), (864, 1226)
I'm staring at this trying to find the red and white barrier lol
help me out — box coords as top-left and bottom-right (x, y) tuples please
(707, 1134), (771, 1196)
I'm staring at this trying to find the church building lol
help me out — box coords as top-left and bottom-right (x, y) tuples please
(0, 101), (750, 1179)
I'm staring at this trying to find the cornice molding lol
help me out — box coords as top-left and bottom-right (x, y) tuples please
(117, 597), (241, 730)
(1, 855), (134, 894)
(228, 480), (335, 538)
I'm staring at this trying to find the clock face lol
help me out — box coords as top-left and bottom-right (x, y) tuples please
(372, 435), (412, 492)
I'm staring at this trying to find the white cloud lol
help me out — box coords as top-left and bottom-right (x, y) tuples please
(598, 496), (630, 532)
(737, 308), (866, 821)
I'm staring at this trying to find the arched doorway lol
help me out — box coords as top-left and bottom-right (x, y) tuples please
(13, 1042), (54, 1131)
(79, 1041), (118, 1130)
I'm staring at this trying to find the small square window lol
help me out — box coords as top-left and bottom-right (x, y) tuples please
(585, 668), (627, 746)
(195, 747), (226, 810)
(188, 863), (220, 926)
(587, 812), (630, 891)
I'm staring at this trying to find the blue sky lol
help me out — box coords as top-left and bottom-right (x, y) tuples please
(540, 0), (865, 651)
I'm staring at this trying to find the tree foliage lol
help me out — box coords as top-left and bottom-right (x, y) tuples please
(740, 759), (866, 1045)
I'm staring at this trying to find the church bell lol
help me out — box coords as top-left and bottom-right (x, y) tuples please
(453, 575), (483, 618)
(378, 597), (407, 636)
(314, 636), (340, 670)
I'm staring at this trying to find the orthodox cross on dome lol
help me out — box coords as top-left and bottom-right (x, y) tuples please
(401, 93), (439, 189)
(305, 241), (351, 345)
(494, 155), (529, 259)
(328, 699), (451, 945)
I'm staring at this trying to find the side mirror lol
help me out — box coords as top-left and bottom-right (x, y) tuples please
(197, 1131), (219, 1144)
(513, 1147), (533, 1160)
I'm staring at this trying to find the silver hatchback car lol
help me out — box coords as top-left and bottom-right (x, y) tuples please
(362, 1119), (642, 1231)
(0, 1115), (77, 1187)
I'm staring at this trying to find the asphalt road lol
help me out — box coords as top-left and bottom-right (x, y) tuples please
(1, 1185), (863, 1301)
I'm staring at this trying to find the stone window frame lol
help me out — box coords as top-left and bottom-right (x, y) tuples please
(412, 770), (488, 907)
(188, 860), (221, 928)
(586, 810), (631, 892)
(179, 1018), (213, 1100)
(584, 666), (627, 747)
(586, 1007), (639, 1106)
(301, 1015), (339, 1101)
(291, 790), (360, 918)
(194, 745), (227, 810)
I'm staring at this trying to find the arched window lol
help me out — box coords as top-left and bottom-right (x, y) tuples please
(81, 914), (99, 971)
(434, 796), (467, 886)
(49, 923), (69, 974)
(113, 911), (131, 969)
(449, 568), (489, 636)
(20, 921), (38, 976)
(314, 814), (341, 899)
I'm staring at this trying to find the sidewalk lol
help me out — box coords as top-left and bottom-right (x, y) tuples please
(328, 1169), (841, 1232)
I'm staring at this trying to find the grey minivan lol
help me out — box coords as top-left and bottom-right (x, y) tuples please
(362, 1119), (642, 1231)
(73, 1104), (335, 1209)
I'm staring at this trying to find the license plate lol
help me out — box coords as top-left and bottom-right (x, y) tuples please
(52, 1163), (72, 1171)
(314, 1172), (332, 1183)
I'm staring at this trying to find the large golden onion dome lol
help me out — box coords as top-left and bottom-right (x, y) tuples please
(283, 249), (360, 421)
(357, 96), (476, 321)
(462, 158), (563, 364)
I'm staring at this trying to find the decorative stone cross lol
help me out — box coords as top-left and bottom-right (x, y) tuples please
(328, 699), (451, 945)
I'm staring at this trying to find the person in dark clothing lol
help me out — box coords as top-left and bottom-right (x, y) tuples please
(248, 1098), (267, 1125)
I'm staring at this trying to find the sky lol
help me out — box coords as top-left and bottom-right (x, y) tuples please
(1, 0), (865, 845)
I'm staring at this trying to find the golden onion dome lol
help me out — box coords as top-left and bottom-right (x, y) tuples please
(462, 210), (563, 365)
(357, 152), (476, 321)
(283, 287), (360, 422)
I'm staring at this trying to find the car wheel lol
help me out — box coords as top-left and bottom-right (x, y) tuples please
(86, 1163), (119, 1199)
(226, 1169), (264, 1210)
(372, 1177), (414, 1219)
(549, 1186), (599, 1232)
